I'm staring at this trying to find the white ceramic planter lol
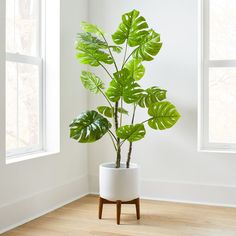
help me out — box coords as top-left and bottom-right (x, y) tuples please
(99, 162), (140, 202)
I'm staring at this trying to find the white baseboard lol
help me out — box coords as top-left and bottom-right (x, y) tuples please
(2, 175), (236, 234)
(0, 175), (89, 234)
(89, 174), (236, 208)
(140, 179), (236, 208)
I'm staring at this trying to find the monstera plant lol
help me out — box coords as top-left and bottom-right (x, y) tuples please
(70, 9), (180, 168)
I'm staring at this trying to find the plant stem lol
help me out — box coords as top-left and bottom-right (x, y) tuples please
(119, 103), (138, 148)
(141, 118), (152, 124)
(98, 61), (113, 80)
(126, 103), (137, 168)
(100, 33), (121, 168)
(131, 103), (137, 124)
(114, 101), (121, 168)
(99, 89), (113, 111)
(122, 53), (133, 67)
(101, 34), (119, 73)
(126, 142), (132, 168)
(108, 130), (117, 151)
(122, 47), (137, 69)
(119, 98), (123, 127)
(121, 41), (128, 69)
(108, 130), (118, 142)
(98, 88), (116, 126)
(116, 145), (121, 168)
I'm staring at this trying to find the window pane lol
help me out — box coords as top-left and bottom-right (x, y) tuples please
(209, 0), (236, 60)
(18, 63), (40, 148)
(6, 62), (18, 150)
(6, 62), (40, 151)
(6, 0), (40, 56)
(209, 68), (236, 143)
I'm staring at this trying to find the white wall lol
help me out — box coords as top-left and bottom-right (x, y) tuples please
(88, 0), (236, 206)
(1, 0), (236, 233)
(0, 0), (89, 233)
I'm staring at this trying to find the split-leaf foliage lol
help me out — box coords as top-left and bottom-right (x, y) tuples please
(70, 9), (180, 168)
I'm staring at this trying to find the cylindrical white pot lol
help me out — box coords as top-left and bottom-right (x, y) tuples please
(99, 162), (140, 202)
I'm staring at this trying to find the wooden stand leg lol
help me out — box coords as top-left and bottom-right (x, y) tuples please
(98, 197), (103, 219)
(135, 198), (140, 220)
(98, 197), (140, 224)
(116, 200), (122, 225)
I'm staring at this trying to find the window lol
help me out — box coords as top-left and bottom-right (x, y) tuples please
(199, 0), (236, 151)
(6, 0), (44, 157)
(3, 0), (60, 163)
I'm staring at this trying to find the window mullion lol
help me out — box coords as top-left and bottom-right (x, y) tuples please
(208, 60), (236, 67)
(202, 0), (210, 148)
(39, 59), (44, 152)
(16, 62), (19, 149)
(6, 53), (42, 66)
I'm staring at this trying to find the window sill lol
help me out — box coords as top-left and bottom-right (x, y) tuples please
(198, 147), (236, 154)
(6, 150), (59, 165)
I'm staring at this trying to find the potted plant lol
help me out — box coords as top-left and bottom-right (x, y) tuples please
(70, 9), (180, 223)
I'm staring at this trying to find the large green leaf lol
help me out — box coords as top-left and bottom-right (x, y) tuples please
(133, 29), (162, 61)
(117, 107), (129, 115)
(97, 106), (128, 118)
(75, 32), (114, 66)
(76, 22), (122, 66)
(81, 21), (104, 36)
(125, 58), (145, 81)
(80, 71), (104, 94)
(106, 68), (144, 103)
(97, 106), (113, 118)
(76, 33), (122, 54)
(116, 124), (146, 142)
(76, 32), (107, 50)
(106, 68), (130, 102)
(112, 9), (149, 47)
(70, 110), (111, 143)
(76, 43), (113, 66)
(138, 86), (167, 108)
(148, 102), (180, 130)
(123, 81), (144, 104)
(109, 45), (123, 53)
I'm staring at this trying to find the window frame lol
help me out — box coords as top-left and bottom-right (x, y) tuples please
(5, 0), (46, 158)
(198, 0), (236, 152)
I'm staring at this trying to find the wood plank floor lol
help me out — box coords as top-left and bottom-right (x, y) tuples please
(2, 195), (236, 236)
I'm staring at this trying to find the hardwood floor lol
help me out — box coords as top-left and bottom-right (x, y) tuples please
(2, 195), (236, 236)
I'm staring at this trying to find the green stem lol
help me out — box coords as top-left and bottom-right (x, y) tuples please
(98, 61), (113, 80)
(131, 103), (137, 124)
(98, 89), (116, 127)
(122, 52), (133, 68)
(99, 33), (121, 168)
(126, 103), (137, 168)
(121, 41), (128, 69)
(114, 101), (121, 168)
(119, 99), (123, 127)
(122, 46), (138, 69)
(141, 118), (152, 124)
(108, 130), (118, 142)
(119, 103), (138, 148)
(108, 130), (117, 151)
(101, 34), (119, 73)
(99, 89), (113, 111)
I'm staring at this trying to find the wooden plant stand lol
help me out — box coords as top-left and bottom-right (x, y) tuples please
(98, 197), (140, 224)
